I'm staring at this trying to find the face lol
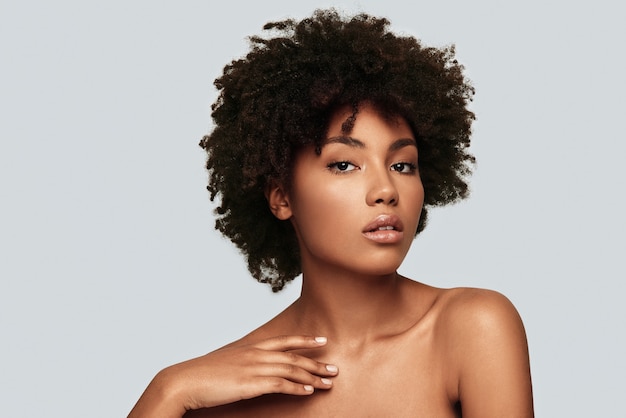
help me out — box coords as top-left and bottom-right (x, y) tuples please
(271, 104), (424, 277)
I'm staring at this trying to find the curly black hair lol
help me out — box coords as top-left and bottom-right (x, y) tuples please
(199, 9), (475, 291)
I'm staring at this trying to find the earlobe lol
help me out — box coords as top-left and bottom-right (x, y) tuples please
(266, 184), (292, 220)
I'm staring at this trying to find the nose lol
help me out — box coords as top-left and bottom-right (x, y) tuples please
(366, 171), (399, 206)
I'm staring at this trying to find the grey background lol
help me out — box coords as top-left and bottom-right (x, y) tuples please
(1, 1), (624, 416)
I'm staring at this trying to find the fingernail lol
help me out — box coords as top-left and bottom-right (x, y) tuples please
(304, 385), (314, 392)
(321, 378), (332, 385)
(315, 336), (327, 344)
(326, 364), (338, 373)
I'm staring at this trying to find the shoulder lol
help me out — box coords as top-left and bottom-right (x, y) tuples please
(437, 287), (529, 368)
(439, 287), (525, 333)
(401, 282), (528, 357)
(435, 287), (534, 417)
(399, 281), (525, 341)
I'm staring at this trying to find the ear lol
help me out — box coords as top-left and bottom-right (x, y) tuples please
(265, 183), (292, 220)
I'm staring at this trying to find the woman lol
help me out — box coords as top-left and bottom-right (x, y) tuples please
(129, 9), (533, 417)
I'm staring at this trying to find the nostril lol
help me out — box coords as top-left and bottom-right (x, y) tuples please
(375, 197), (397, 205)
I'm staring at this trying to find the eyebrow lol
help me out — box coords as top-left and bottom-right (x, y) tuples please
(325, 136), (417, 151)
(325, 136), (366, 148)
(389, 138), (417, 152)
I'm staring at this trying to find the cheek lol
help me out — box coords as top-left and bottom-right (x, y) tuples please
(402, 180), (425, 232)
(415, 182), (425, 206)
(289, 175), (363, 248)
(399, 174), (424, 198)
(292, 180), (360, 221)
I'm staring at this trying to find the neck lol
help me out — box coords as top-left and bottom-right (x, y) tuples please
(291, 263), (408, 346)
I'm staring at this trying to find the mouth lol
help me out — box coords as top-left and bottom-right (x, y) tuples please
(362, 214), (404, 233)
(362, 215), (404, 244)
(371, 225), (396, 231)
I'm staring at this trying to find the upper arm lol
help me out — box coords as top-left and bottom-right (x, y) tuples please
(447, 289), (533, 418)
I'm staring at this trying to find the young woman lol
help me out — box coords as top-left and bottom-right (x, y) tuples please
(129, 9), (533, 417)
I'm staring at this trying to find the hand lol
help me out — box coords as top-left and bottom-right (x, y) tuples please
(128, 335), (338, 417)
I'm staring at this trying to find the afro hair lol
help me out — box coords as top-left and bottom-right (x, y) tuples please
(200, 9), (475, 291)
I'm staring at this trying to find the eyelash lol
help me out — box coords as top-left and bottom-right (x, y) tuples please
(391, 162), (418, 174)
(326, 161), (417, 174)
(327, 161), (357, 173)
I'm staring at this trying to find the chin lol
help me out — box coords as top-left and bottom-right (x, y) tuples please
(362, 254), (406, 275)
(354, 262), (403, 278)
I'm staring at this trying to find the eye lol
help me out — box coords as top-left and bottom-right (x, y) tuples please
(390, 162), (417, 174)
(327, 161), (358, 173)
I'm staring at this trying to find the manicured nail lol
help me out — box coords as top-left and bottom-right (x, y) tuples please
(321, 378), (332, 385)
(326, 364), (338, 373)
(304, 385), (314, 392)
(315, 336), (327, 344)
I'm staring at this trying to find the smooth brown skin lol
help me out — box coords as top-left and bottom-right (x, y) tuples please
(129, 106), (533, 417)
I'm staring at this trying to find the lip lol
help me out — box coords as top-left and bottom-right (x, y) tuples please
(362, 214), (404, 244)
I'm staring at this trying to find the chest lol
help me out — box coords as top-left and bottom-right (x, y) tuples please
(306, 342), (455, 417)
(193, 336), (459, 418)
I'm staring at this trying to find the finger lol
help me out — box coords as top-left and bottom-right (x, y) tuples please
(261, 350), (339, 377)
(258, 362), (335, 389)
(255, 335), (328, 352)
(246, 377), (321, 398)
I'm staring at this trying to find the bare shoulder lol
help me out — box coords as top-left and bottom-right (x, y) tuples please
(438, 287), (526, 333)
(435, 287), (529, 370)
(434, 287), (534, 417)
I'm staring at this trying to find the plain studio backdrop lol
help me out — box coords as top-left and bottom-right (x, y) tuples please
(1, 1), (623, 416)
